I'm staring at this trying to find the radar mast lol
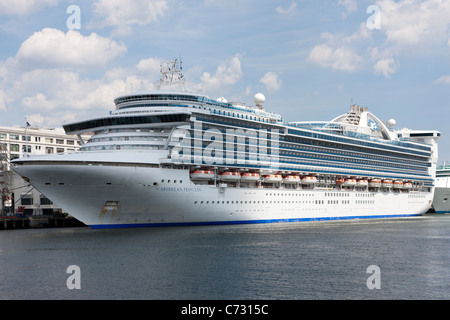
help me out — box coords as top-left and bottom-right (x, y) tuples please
(156, 58), (187, 92)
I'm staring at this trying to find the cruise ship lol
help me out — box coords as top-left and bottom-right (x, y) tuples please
(11, 60), (440, 229)
(432, 164), (450, 214)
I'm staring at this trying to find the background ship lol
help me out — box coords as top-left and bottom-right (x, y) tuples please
(433, 164), (450, 213)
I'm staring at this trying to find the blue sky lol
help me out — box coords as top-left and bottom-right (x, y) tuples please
(0, 0), (449, 163)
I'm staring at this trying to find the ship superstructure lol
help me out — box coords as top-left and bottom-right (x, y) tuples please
(10, 60), (440, 228)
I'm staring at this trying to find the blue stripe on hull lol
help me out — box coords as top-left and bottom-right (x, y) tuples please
(435, 211), (450, 214)
(89, 213), (422, 229)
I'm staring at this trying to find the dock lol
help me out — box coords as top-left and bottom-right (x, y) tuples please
(0, 216), (86, 230)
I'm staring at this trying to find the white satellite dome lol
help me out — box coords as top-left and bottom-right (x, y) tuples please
(388, 119), (396, 127)
(254, 93), (265, 107)
(216, 97), (228, 103)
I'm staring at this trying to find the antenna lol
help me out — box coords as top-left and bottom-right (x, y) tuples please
(156, 58), (187, 92)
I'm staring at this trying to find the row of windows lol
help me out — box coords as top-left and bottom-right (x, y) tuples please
(19, 197), (53, 205)
(283, 134), (429, 161)
(89, 136), (168, 143)
(114, 94), (204, 105)
(178, 147), (428, 178)
(192, 199), (371, 205)
(192, 199), (383, 205)
(82, 145), (164, 151)
(280, 141), (428, 168)
(278, 149), (426, 173)
(3, 143), (70, 153)
(180, 127), (429, 175)
(328, 200), (351, 204)
(195, 117), (430, 164)
(0, 133), (76, 145)
(185, 124), (427, 169)
(114, 95), (281, 123)
(325, 192), (350, 197)
(266, 192), (315, 197)
(287, 128), (431, 154)
(355, 200), (375, 204)
(64, 113), (190, 133)
(174, 135), (429, 177)
(193, 200), (324, 205)
(193, 115), (431, 157)
(355, 193), (375, 197)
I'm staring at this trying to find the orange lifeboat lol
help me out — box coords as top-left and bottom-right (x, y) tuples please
(342, 178), (356, 187)
(263, 174), (282, 183)
(241, 172), (260, 182)
(382, 180), (393, 188)
(301, 176), (317, 185)
(393, 180), (404, 189)
(403, 182), (413, 189)
(219, 171), (241, 182)
(282, 175), (300, 184)
(369, 179), (382, 188)
(356, 179), (368, 187)
(190, 170), (215, 180)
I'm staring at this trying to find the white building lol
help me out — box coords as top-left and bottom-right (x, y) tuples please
(0, 126), (89, 216)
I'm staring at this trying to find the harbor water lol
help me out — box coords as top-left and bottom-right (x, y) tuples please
(0, 214), (449, 300)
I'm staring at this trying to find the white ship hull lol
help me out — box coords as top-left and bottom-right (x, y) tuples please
(12, 153), (432, 229)
(433, 188), (450, 214)
(433, 172), (450, 214)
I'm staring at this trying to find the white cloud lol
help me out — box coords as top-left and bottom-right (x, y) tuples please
(0, 0), (58, 16)
(308, 0), (450, 77)
(377, 0), (450, 48)
(92, 0), (169, 28)
(307, 25), (368, 73)
(200, 55), (243, 92)
(260, 72), (282, 92)
(15, 68), (155, 114)
(338, 0), (357, 13)
(434, 76), (450, 85)
(135, 57), (161, 75)
(0, 89), (7, 111)
(11, 28), (127, 70)
(373, 58), (399, 78)
(308, 43), (363, 72)
(276, 2), (297, 14)
(0, 51), (159, 126)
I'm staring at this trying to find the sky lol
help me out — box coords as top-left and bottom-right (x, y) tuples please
(0, 0), (449, 163)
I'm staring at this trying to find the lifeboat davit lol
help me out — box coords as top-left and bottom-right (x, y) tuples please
(382, 180), (393, 188)
(219, 171), (241, 181)
(393, 180), (404, 189)
(283, 175), (301, 184)
(342, 178), (356, 187)
(263, 174), (282, 183)
(241, 172), (260, 182)
(301, 176), (317, 185)
(369, 179), (382, 188)
(190, 170), (215, 180)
